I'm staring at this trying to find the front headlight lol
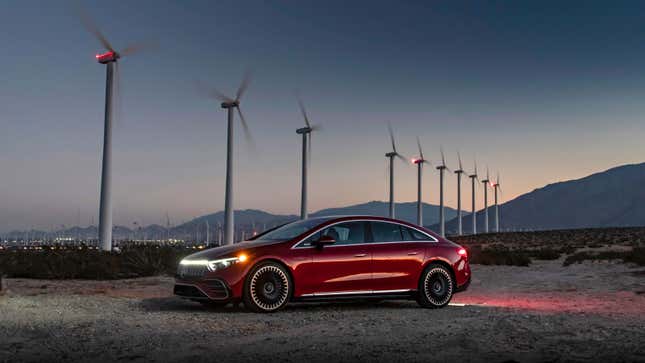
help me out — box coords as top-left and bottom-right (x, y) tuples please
(180, 254), (248, 272)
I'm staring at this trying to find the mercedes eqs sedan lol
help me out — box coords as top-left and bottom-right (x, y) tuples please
(174, 216), (471, 313)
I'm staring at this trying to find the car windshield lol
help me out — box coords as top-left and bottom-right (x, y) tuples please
(254, 217), (334, 241)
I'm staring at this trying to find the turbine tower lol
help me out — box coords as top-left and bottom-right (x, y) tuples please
(412, 137), (431, 226)
(454, 152), (465, 236)
(79, 9), (146, 251)
(468, 160), (479, 235)
(493, 172), (502, 233)
(198, 73), (253, 245)
(296, 96), (320, 220)
(436, 147), (451, 237)
(385, 123), (406, 218)
(481, 167), (491, 233)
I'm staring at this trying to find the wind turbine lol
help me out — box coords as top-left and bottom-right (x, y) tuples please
(454, 152), (465, 236)
(493, 172), (502, 233)
(385, 123), (406, 218)
(79, 9), (147, 251)
(296, 97), (320, 220)
(412, 137), (431, 226)
(198, 73), (253, 245)
(468, 160), (479, 235)
(436, 147), (451, 237)
(481, 167), (491, 233)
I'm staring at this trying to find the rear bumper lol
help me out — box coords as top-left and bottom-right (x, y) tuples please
(174, 278), (231, 301)
(455, 274), (471, 293)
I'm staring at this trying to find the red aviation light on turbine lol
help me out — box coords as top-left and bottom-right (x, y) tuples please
(96, 51), (119, 64)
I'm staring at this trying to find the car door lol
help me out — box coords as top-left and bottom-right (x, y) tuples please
(369, 221), (432, 292)
(298, 221), (372, 296)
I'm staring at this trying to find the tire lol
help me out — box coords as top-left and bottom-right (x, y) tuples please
(243, 261), (292, 313)
(417, 263), (454, 308)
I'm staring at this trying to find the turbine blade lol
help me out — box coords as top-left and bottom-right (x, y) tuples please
(309, 123), (322, 132)
(440, 146), (446, 167)
(235, 70), (252, 101)
(416, 136), (424, 160)
(308, 132), (312, 168)
(236, 107), (255, 149)
(76, 5), (115, 52)
(387, 122), (396, 152)
(297, 96), (311, 128)
(395, 153), (407, 164)
(195, 80), (234, 103)
(112, 61), (123, 130)
(458, 151), (463, 171)
(120, 41), (158, 56)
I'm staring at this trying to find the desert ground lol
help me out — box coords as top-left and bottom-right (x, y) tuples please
(1, 258), (644, 363)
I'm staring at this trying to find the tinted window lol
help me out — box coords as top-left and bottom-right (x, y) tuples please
(370, 222), (403, 242)
(400, 226), (413, 241)
(299, 222), (366, 247)
(401, 226), (434, 241)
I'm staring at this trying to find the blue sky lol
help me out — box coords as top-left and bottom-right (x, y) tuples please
(2, 0), (645, 231)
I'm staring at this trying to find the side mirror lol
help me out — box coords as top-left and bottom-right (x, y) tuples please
(313, 235), (336, 247)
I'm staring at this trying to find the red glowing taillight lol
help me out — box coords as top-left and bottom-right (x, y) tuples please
(457, 248), (467, 257)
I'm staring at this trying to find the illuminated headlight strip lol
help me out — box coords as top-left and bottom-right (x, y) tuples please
(179, 259), (209, 266)
(179, 255), (247, 272)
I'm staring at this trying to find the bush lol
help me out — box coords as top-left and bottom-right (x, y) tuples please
(0, 246), (192, 280)
(563, 247), (645, 267)
(468, 245), (531, 267)
(527, 248), (561, 260)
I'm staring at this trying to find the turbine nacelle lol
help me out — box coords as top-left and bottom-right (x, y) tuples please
(220, 100), (240, 109)
(96, 51), (119, 64)
(296, 126), (312, 134)
(385, 151), (399, 158)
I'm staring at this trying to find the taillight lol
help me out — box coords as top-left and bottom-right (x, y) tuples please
(457, 248), (467, 258)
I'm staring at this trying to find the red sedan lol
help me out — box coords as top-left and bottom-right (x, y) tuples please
(174, 216), (471, 313)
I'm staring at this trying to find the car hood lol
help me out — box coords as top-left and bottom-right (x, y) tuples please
(181, 239), (287, 261)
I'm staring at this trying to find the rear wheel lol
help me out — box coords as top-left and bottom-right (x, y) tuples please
(417, 264), (454, 308)
(243, 262), (292, 313)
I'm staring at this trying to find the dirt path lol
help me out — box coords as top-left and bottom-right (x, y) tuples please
(1, 260), (644, 362)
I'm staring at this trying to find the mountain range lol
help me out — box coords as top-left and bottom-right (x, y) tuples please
(5, 162), (645, 240)
(440, 162), (645, 234)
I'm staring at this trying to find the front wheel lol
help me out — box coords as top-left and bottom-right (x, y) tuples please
(417, 264), (454, 308)
(243, 262), (292, 313)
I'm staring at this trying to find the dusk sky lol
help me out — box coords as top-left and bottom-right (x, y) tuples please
(2, 0), (645, 232)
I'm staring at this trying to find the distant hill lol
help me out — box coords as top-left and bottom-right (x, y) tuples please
(443, 162), (645, 234)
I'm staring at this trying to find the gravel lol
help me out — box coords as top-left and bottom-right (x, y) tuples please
(1, 260), (644, 362)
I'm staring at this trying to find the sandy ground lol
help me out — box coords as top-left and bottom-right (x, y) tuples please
(1, 259), (644, 363)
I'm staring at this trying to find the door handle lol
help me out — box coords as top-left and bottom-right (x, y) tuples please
(407, 252), (419, 255)
(354, 253), (368, 257)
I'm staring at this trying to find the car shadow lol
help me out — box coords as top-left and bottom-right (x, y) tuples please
(139, 297), (420, 314)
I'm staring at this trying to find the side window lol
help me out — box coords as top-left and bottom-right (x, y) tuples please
(370, 222), (403, 242)
(299, 222), (366, 247)
(401, 226), (434, 241)
(299, 231), (321, 247)
(400, 226), (413, 241)
(321, 222), (365, 246)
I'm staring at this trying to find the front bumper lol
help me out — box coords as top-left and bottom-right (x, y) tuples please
(174, 278), (231, 301)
